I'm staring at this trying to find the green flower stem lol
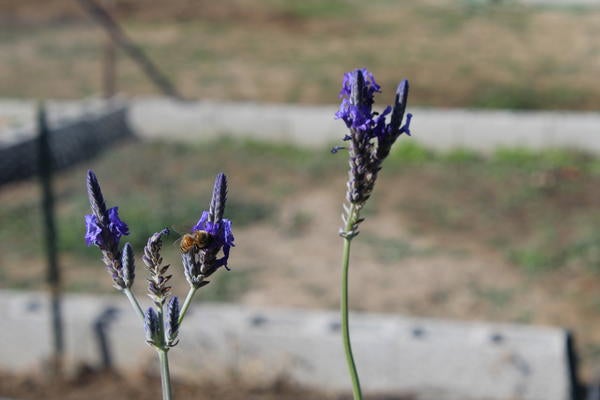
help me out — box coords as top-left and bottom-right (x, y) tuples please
(123, 288), (145, 322)
(178, 287), (198, 325)
(340, 205), (363, 400)
(157, 349), (173, 400)
(156, 300), (172, 400)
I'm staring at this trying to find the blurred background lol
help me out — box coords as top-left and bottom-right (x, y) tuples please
(1, 0), (600, 399)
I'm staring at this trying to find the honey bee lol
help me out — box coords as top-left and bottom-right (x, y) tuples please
(179, 230), (212, 253)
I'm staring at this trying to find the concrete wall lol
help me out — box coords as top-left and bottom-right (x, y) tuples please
(1, 98), (599, 154)
(129, 99), (600, 154)
(0, 290), (575, 400)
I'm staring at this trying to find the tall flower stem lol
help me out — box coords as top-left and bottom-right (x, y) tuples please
(123, 288), (145, 322)
(340, 204), (363, 400)
(178, 287), (197, 325)
(157, 349), (172, 400)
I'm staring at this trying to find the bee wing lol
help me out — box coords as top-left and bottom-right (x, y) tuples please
(168, 225), (186, 247)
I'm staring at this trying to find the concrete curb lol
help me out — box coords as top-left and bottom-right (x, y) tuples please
(128, 98), (600, 154)
(1, 98), (599, 154)
(1, 290), (575, 400)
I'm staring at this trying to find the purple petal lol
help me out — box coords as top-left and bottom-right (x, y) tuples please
(373, 106), (392, 138)
(108, 207), (129, 239)
(84, 214), (103, 246)
(335, 68), (385, 134)
(401, 113), (413, 136)
(192, 210), (210, 232)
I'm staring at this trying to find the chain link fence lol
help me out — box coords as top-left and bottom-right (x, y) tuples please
(0, 104), (133, 187)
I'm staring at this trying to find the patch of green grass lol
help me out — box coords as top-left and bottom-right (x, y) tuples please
(416, 1), (532, 34)
(441, 148), (483, 164)
(491, 147), (592, 171)
(564, 228), (600, 272)
(513, 310), (534, 324)
(10, 278), (44, 290)
(266, 0), (356, 18)
(507, 226), (600, 273)
(36, 41), (99, 60)
(384, 142), (600, 275)
(471, 284), (514, 308)
(538, 148), (594, 169)
(198, 269), (251, 302)
(207, 137), (340, 175)
(227, 199), (275, 227)
(492, 147), (540, 169)
(362, 234), (433, 264)
(472, 84), (590, 110)
(0, 197), (44, 258)
(509, 246), (566, 273)
(388, 140), (435, 165)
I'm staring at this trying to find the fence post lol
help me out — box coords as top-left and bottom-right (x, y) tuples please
(37, 103), (64, 375)
(77, 0), (183, 100)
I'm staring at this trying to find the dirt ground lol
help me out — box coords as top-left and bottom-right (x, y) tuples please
(1, 0), (600, 109)
(2, 138), (600, 393)
(0, 366), (413, 400)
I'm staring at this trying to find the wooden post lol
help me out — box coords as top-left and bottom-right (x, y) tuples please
(78, 0), (184, 100)
(37, 103), (64, 375)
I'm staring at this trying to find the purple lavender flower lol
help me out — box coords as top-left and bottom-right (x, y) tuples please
(335, 68), (382, 133)
(191, 211), (235, 266)
(338, 68), (381, 107)
(335, 68), (412, 237)
(84, 207), (128, 247)
(183, 173), (235, 288)
(85, 170), (130, 289)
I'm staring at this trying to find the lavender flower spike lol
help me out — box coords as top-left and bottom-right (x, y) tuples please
(84, 170), (130, 289)
(144, 307), (161, 347)
(121, 242), (135, 289)
(165, 296), (180, 347)
(86, 170), (108, 226)
(208, 173), (227, 224)
(143, 228), (172, 305)
(334, 68), (412, 237)
(376, 79), (412, 161)
(183, 173), (235, 288)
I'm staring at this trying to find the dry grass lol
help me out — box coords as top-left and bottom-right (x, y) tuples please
(0, 0), (599, 109)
